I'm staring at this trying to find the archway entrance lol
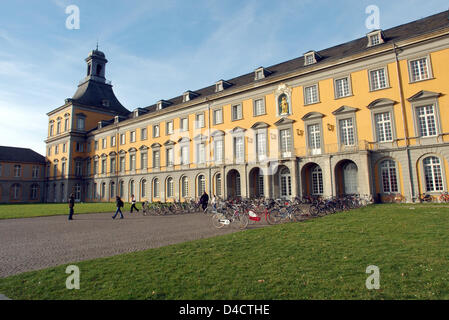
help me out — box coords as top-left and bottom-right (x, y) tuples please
(249, 168), (264, 199)
(226, 170), (241, 199)
(335, 160), (358, 195)
(301, 163), (323, 197)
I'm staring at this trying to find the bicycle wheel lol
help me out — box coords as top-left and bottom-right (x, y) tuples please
(267, 209), (282, 225)
(309, 205), (319, 216)
(292, 207), (305, 222)
(212, 213), (226, 229)
(233, 215), (249, 230)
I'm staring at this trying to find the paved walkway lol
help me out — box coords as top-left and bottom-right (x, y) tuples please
(0, 212), (264, 278)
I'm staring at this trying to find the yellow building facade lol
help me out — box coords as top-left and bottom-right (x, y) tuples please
(45, 10), (449, 203)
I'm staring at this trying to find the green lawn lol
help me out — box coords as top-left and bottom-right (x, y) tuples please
(0, 202), (134, 220)
(1, 204), (449, 300)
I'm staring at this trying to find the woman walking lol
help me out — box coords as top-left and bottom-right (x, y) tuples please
(130, 194), (139, 213)
(112, 196), (124, 219)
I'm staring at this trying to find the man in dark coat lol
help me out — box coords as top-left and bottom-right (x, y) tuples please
(199, 191), (209, 212)
(112, 196), (124, 219)
(68, 193), (75, 221)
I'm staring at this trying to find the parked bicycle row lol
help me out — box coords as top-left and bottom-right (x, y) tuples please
(210, 194), (374, 230)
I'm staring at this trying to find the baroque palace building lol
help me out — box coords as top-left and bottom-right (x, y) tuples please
(45, 10), (449, 203)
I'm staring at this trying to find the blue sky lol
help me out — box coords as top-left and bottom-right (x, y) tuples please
(1, 0), (448, 154)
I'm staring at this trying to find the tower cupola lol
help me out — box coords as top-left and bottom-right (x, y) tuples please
(85, 48), (108, 83)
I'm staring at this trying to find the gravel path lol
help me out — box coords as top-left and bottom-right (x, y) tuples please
(0, 212), (266, 278)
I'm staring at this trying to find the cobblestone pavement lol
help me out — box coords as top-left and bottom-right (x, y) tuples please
(0, 212), (266, 278)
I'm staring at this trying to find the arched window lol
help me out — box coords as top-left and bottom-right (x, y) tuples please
(130, 180), (135, 197)
(215, 174), (222, 197)
(423, 156), (444, 192)
(119, 181), (124, 198)
(30, 184), (39, 200)
(167, 177), (174, 198)
(153, 178), (160, 198)
(311, 166), (323, 195)
(380, 160), (398, 193)
(110, 182), (115, 199)
(198, 175), (206, 196)
(11, 184), (21, 200)
(141, 179), (147, 198)
(280, 168), (291, 198)
(101, 183), (106, 199)
(181, 176), (189, 198)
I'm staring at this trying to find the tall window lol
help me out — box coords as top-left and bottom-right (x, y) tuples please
(110, 158), (116, 174)
(416, 105), (437, 137)
(14, 165), (21, 177)
(370, 68), (388, 91)
(119, 181), (124, 198)
(166, 148), (174, 166)
(141, 153), (148, 169)
(153, 150), (160, 168)
(214, 140), (223, 162)
(93, 160), (98, 175)
(167, 178), (174, 198)
(119, 156), (125, 172)
(61, 162), (66, 177)
(129, 154), (136, 171)
(56, 120), (61, 134)
(234, 137), (244, 162)
(380, 160), (398, 193)
(141, 128), (147, 140)
(166, 121), (174, 135)
(141, 179), (147, 198)
(375, 112), (393, 142)
(335, 77), (350, 98)
(198, 175), (206, 196)
(280, 168), (292, 198)
(53, 164), (58, 177)
(110, 182), (116, 198)
(102, 139), (107, 149)
(130, 180), (135, 197)
(181, 146), (189, 165)
(256, 132), (267, 160)
(280, 129), (292, 153)
(304, 85), (319, 105)
(410, 57), (430, 82)
(49, 123), (54, 136)
(120, 134), (126, 145)
(153, 125), (160, 138)
(339, 118), (355, 146)
(231, 104), (243, 121)
(181, 176), (189, 198)
(197, 143), (205, 164)
(75, 161), (82, 176)
(12, 184), (21, 200)
(215, 174), (222, 197)
(180, 118), (188, 132)
(423, 157), (444, 192)
(101, 183), (106, 199)
(130, 131), (136, 143)
(254, 99), (265, 116)
(31, 184), (39, 200)
(75, 184), (81, 201)
(214, 109), (223, 125)
(77, 117), (85, 130)
(307, 124), (321, 154)
(311, 166), (324, 195)
(196, 113), (205, 128)
(32, 166), (39, 178)
(101, 159), (107, 174)
(153, 178), (160, 198)
(111, 136), (116, 147)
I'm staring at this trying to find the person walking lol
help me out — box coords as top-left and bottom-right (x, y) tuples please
(130, 194), (139, 213)
(112, 196), (124, 219)
(68, 193), (75, 221)
(199, 191), (209, 213)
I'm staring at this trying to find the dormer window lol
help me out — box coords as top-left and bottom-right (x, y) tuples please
(183, 90), (199, 103)
(102, 99), (110, 107)
(254, 67), (272, 81)
(157, 100), (172, 110)
(367, 30), (384, 47)
(215, 80), (231, 93)
(304, 51), (320, 66)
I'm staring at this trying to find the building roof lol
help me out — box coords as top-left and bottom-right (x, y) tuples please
(0, 146), (46, 164)
(140, 10), (449, 113)
(71, 79), (130, 116)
